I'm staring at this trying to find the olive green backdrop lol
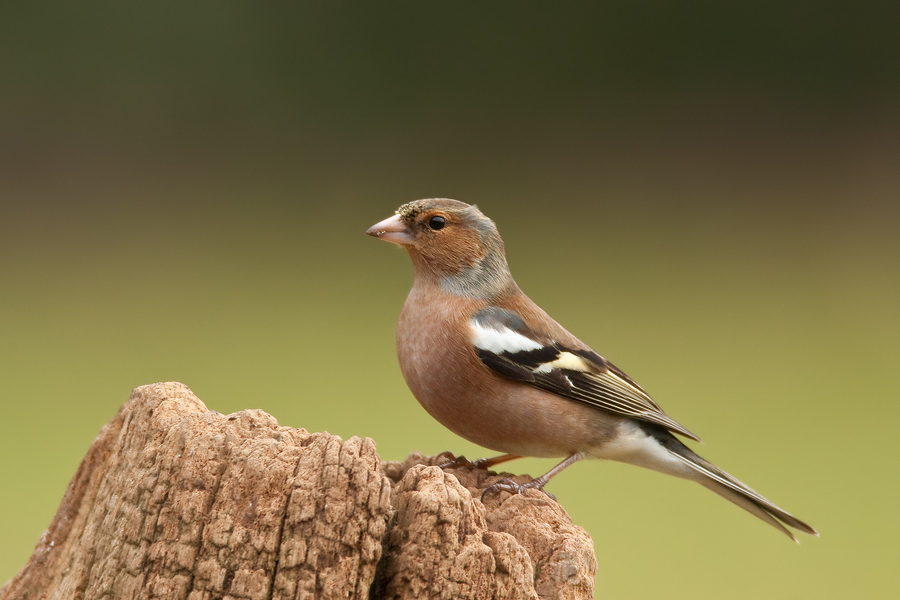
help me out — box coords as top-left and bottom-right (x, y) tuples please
(2, 3), (898, 598)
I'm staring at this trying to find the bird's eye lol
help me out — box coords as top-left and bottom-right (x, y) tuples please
(428, 216), (446, 230)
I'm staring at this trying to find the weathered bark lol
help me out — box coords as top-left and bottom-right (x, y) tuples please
(376, 456), (596, 600)
(0, 382), (595, 600)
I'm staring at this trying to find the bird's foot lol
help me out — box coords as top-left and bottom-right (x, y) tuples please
(437, 452), (522, 471)
(436, 453), (479, 470)
(481, 477), (557, 501)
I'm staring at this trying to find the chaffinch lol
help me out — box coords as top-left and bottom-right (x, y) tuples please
(366, 198), (817, 541)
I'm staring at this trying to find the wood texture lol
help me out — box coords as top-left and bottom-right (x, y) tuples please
(0, 382), (595, 600)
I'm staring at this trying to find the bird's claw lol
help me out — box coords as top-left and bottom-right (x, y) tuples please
(481, 478), (556, 501)
(436, 453), (478, 470)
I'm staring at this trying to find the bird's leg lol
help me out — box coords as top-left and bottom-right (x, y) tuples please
(438, 453), (522, 470)
(472, 453), (523, 469)
(481, 452), (585, 500)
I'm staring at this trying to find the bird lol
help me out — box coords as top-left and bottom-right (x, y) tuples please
(366, 198), (817, 541)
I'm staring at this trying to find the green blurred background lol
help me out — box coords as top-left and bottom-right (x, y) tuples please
(2, 3), (898, 598)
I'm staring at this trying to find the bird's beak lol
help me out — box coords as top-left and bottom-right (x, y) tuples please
(366, 213), (415, 245)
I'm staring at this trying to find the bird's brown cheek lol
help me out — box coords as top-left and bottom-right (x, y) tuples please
(428, 231), (485, 274)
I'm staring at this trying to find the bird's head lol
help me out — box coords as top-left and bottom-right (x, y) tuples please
(366, 198), (514, 298)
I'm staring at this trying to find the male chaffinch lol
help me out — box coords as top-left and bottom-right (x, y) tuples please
(366, 198), (817, 541)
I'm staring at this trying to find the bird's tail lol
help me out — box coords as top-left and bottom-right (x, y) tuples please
(663, 438), (818, 542)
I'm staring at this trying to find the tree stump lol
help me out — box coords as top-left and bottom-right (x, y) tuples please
(0, 382), (596, 600)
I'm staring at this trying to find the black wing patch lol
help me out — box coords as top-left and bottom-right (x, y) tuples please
(475, 349), (535, 382)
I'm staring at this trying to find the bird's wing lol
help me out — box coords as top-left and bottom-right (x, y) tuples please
(469, 307), (701, 441)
